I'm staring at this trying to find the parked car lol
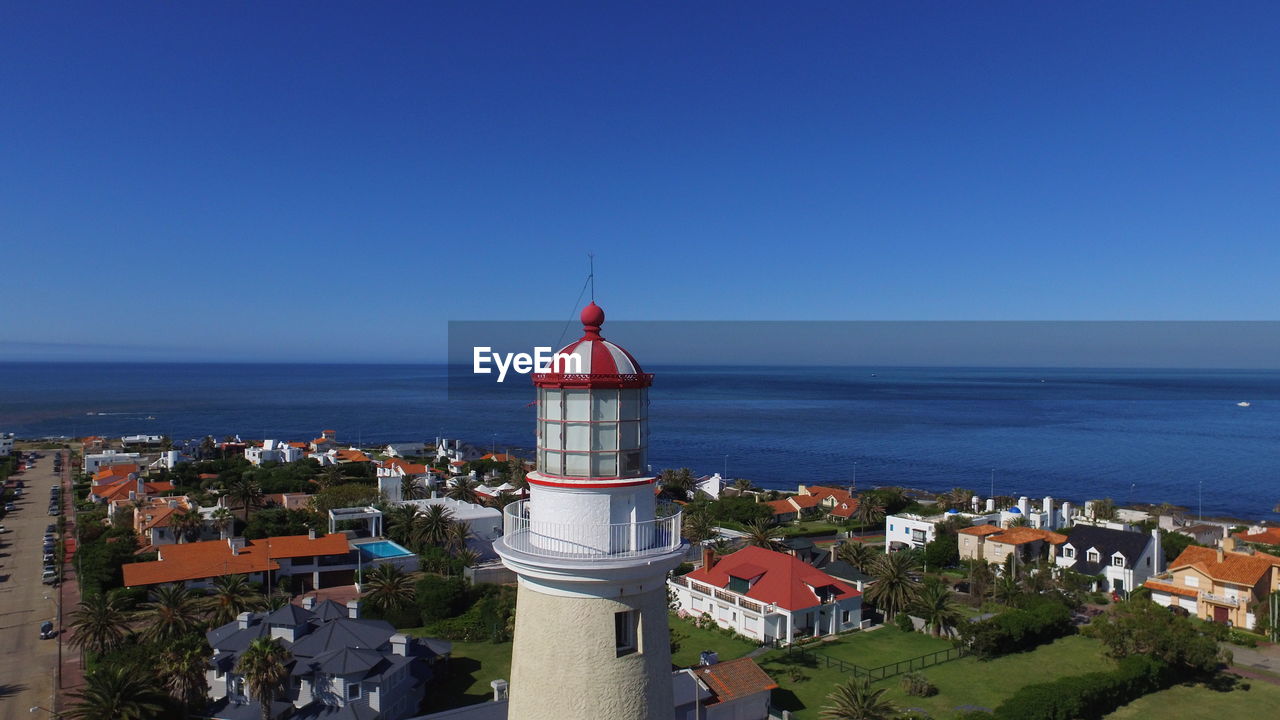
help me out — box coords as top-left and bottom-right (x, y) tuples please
(40, 621), (55, 639)
(45, 524), (55, 533)
(41, 570), (58, 585)
(5, 503), (16, 512)
(0, 524), (7, 533)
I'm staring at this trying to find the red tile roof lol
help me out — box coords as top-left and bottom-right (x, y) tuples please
(383, 458), (429, 474)
(92, 479), (175, 504)
(788, 494), (823, 509)
(335, 449), (372, 463)
(122, 533), (350, 587)
(93, 464), (139, 484)
(481, 453), (519, 463)
(829, 501), (859, 518)
(805, 486), (855, 504)
(985, 527), (1069, 546)
(765, 499), (798, 516)
(1143, 579), (1199, 598)
(1170, 545), (1280, 587)
(685, 545), (860, 612)
(693, 657), (779, 704)
(959, 524), (1005, 537)
(1236, 528), (1280, 546)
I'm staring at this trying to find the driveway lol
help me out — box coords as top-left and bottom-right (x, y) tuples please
(0, 451), (62, 720)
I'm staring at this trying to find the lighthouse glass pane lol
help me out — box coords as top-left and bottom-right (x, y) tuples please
(542, 421), (562, 450)
(619, 421), (640, 450)
(622, 451), (642, 476)
(620, 389), (641, 420)
(565, 452), (590, 476)
(592, 423), (617, 451)
(565, 423), (590, 451)
(593, 453), (617, 477)
(541, 450), (561, 475)
(541, 389), (562, 421)
(564, 390), (590, 421)
(592, 390), (618, 421)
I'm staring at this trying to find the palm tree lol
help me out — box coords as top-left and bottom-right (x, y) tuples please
(865, 551), (921, 620)
(317, 464), (345, 491)
(158, 635), (210, 719)
(945, 487), (974, 511)
(225, 477), (265, 522)
(491, 490), (519, 509)
(170, 506), (204, 543)
(682, 508), (717, 546)
(732, 477), (754, 493)
(400, 474), (426, 501)
(993, 571), (1022, 605)
(911, 579), (962, 637)
(137, 583), (206, 643)
(445, 520), (473, 554)
(445, 476), (482, 505)
(412, 504), (454, 549)
(66, 666), (168, 720)
(211, 506), (235, 539)
(236, 637), (292, 720)
(68, 591), (130, 657)
(743, 519), (785, 551)
(1089, 497), (1118, 521)
(453, 547), (481, 570)
(854, 494), (886, 530)
(659, 467), (695, 499)
(505, 456), (529, 489)
(362, 563), (416, 613)
(819, 676), (899, 720)
(965, 559), (995, 603)
(384, 504), (419, 546)
(199, 435), (218, 461)
(1006, 515), (1031, 528)
(204, 574), (265, 627)
(836, 540), (876, 573)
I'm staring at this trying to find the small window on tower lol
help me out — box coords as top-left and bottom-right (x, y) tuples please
(622, 451), (641, 476)
(615, 609), (639, 656)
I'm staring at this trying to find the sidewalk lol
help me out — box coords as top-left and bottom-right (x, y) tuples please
(55, 450), (84, 712)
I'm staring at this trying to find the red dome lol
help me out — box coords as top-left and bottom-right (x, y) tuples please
(532, 303), (652, 388)
(580, 302), (605, 336)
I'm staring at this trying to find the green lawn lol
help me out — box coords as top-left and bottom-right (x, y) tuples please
(761, 634), (1109, 720)
(400, 629), (513, 712)
(798, 627), (955, 670)
(669, 614), (761, 668)
(1105, 676), (1280, 718)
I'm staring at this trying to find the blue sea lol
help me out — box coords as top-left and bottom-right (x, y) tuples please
(1, 363), (1277, 521)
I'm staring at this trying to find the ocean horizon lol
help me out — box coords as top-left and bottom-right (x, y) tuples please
(2, 361), (1276, 522)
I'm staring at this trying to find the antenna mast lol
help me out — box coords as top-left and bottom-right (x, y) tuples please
(588, 252), (595, 302)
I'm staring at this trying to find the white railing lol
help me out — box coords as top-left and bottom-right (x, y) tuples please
(501, 500), (682, 559)
(1201, 591), (1239, 607)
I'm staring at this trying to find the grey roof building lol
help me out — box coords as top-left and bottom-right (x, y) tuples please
(206, 598), (446, 720)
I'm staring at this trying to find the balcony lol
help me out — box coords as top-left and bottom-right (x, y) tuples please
(1200, 591), (1239, 607)
(500, 500), (682, 560)
(677, 575), (776, 615)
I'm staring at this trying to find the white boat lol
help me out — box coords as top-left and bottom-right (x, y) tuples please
(1237, 401), (1251, 407)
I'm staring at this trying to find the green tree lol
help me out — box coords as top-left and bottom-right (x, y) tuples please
(682, 507), (717, 546)
(68, 590), (130, 658)
(137, 583), (206, 644)
(911, 579), (963, 637)
(384, 504), (419, 546)
(400, 474), (427, 501)
(67, 666), (168, 720)
(225, 477), (265, 522)
(412, 504), (454, 549)
(820, 676), (899, 720)
(158, 635), (211, 719)
(204, 574), (265, 627)
(836, 540), (876, 573)
(445, 520), (473, 554)
(313, 483), (380, 514)
(236, 637), (292, 720)
(660, 467), (696, 499)
(445, 476), (482, 505)
(362, 563), (416, 614)
(865, 551), (921, 620)
(211, 506), (235, 538)
(170, 506), (204, 543)
(854, 494), (887, 529)
(743, 519), (784, 551)
(1089, 497), (1118, 521)
(1086, 597), (1227, 673)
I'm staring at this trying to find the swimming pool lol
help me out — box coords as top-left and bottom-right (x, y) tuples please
(357, 540), (415, 560)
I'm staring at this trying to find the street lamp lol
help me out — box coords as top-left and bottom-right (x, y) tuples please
(30, 707), (65, 718)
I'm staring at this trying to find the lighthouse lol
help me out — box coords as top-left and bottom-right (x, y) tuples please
(494, 302), (685, 720)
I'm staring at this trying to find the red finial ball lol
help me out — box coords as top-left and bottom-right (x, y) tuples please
(581, 302), (605, 337)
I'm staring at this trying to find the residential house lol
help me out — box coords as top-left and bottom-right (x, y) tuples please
(122, 532), (358, 592)
(1054, 525), (1162, 595)
(384, 442), (427, 458)
(206, 598), (441, 720)
(127, 495), (197, 547)
(885, 509), (1001, 553)
(799, 485), (861, 523)
(263, 492), (316, 511)
(1145, 538), (1280, 629)
(694, 473), (727, 500)
(764, 494), (823, 524)
(91, 472), (177, 507)
(1174, 523), (1228, 546)
(1235, 526), (1280, 548)
(378, 459), (435, 503)
(669, 546), (862, 645)
(83, 450), (143, 474)
(245, 439), (304, 466)
(0, 432), (13, 455)
(958, 525), (1068, 568)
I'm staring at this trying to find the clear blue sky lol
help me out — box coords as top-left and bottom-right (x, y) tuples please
(2, 2), (1277, 362)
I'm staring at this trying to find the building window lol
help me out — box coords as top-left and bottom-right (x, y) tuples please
(615, 609), (639, 657)
(727, 576), (750, 594)
(842, 610), (851, 623)
(1064, 547), (1075, 559)
(1111, 555), (1125, 568)
(348, 683), (361, 701)
(1087, 550), (1100, 563)
(1184, 575), (1199, 588)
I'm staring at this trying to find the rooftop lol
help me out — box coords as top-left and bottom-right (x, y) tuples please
(123, 533), (350, 586)
(685, 545), (859, 612)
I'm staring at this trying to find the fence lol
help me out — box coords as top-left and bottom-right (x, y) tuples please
(784, 643), (968, 681)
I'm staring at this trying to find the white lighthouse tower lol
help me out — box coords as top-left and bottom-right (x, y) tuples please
(494, 302), (685, 720)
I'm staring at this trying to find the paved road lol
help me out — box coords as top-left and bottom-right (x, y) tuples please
(0, 452), (62, 720)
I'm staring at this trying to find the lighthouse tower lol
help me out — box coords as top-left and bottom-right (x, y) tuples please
(495, 302), (684, 720)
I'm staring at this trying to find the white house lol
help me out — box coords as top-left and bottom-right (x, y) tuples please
(245, 439), (303, 466)
(400, 497), (502, 542)
(83, 450), (143, 474)
(669, 546), (862, 645)
(0, 433), (14, 455)
(1054, 524), (1162, 595)
(885, 508), (1002, 552)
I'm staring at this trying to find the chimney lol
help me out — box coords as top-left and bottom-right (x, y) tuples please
(237, 611), (252, 630)
(390, 632), (409, 656)
(1222, 536), (1238, 553)
(347, 599), (361, 619)
(490, 679), (509, 702)
(985, 498), (995, 513)
(1217, 546), (1226, 563)
(1151, 528), (1163, 575)
(308, 527), (317, 540)
(302, 596), (316, 610)
(701, 546), (715, 570)
(228, 536), (246, 555)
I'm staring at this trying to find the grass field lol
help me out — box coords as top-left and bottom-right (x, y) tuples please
(761, 633), (1109, 719)
(669, 614), (761, 668)
(400, 631), (513, 712)
(1105, 676), (1280, 718)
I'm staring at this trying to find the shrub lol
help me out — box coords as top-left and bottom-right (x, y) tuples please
(960, 596), (1074, 660)
(900, 672), (938, 697)
(993, 655), (1175, 720)
(895, 613), (915, 633)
